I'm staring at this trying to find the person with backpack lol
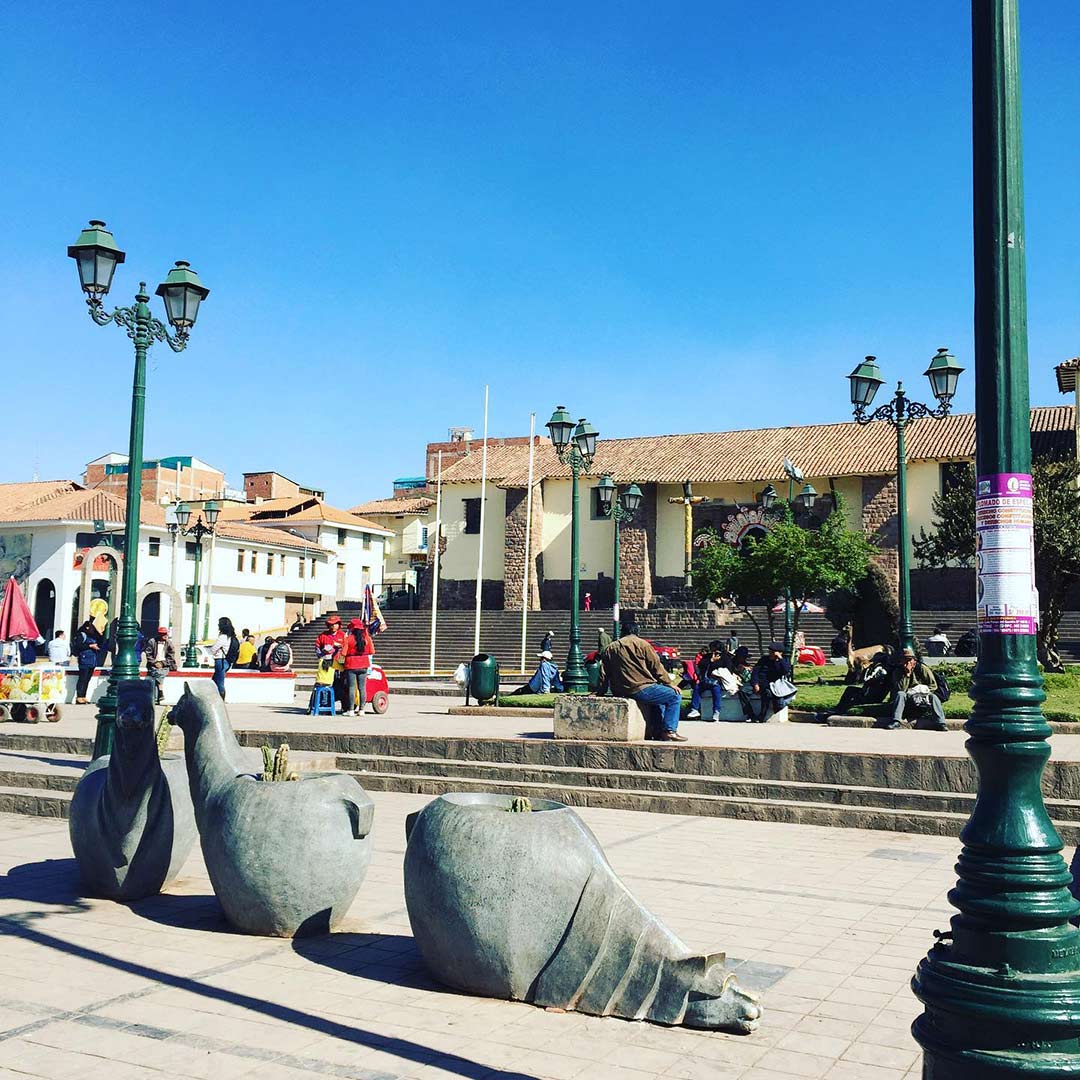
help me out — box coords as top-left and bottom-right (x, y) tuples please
(341, 618), (374, 716)
(268, 637), (293, 672)
(876, 647), (948, 730)
(74, 617), (105, 704)
(210, 617), (239, 699)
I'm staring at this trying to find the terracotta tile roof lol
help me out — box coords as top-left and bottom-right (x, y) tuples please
(436, 407), (1076, 487)
(213, 522), (333, 555)
(0, 481), (79, 516)
(221, 496), (390, 534)
(1056, 357), (1079, 394)
(349, 496), (434, 516)
(0, 483), (167, 526)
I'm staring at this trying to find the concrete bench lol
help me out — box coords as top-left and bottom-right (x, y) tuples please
(554, 695), (647, 741)
(698, 692), (787, 724)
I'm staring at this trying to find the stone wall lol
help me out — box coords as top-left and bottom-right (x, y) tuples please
(502, 485), (544, 610)
(861, 474), (899, 605)
(420, 576), (504, 610)
(619, 483), (656, 607)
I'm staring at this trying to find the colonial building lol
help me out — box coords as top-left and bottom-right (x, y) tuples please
(0, 480), (337, 644)
(349, 493), (434, 594)
(418, 406), (1075, 611)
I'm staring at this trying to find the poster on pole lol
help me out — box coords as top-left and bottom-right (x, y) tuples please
(975, 473), (1037, 635)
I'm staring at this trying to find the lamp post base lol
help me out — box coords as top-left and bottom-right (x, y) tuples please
(92, 679), (117, 759)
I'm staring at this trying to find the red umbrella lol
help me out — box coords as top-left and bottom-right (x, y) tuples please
(0, 576), (39, 642)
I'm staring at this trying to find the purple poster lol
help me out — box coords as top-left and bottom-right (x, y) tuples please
(975, 473), (1037, 635)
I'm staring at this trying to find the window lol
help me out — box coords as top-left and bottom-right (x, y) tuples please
(298, 557), (305, 579)
(310, 557), (317, 577)
(463, 498), (482, 534)
(590, 487), (609, 520)
(185, 542), (198, 562)
(267, 553), (275, 575)
(185, 585), (195, 602)
(362, 532), (372, 550)
(237, 548), (245, 571)
(249, 550), (256, 572)
(940, 461), (970, 495)
(337, 528), (347, 546)
(148, 537), (160, 557)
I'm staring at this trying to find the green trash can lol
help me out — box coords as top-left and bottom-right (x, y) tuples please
(469, 654), (500, 705)
(585, 658), (602, 693)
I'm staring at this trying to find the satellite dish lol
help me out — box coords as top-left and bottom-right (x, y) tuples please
(782, 459), (804, 482)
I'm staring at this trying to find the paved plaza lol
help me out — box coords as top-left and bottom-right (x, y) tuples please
(0, 781), (962, 1079)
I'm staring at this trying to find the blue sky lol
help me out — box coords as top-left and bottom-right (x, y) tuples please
(4, 2), (1078, 506)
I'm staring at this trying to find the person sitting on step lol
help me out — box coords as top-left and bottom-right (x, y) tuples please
(875, 647), (947, 731)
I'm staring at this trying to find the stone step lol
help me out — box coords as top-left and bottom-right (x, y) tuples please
(0, 785), (73, 818)
(229, 729), (1080, 800)
(338, 768), (1080, 844)
(336, 752), (1080, 820)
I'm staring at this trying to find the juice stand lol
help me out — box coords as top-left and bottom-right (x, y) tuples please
(0, 666), (65, 722)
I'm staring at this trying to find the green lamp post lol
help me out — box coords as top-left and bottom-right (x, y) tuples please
(847, 348), (963, 653)
(68, 222), (209, 758)
(757, 472), (818, 657)
(546, 406), (599, 692)
(596, 475), (643, 641)
(171, 501), (220, 668)
(911, 2), (1080, 1075)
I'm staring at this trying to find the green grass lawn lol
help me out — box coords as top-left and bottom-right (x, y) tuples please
(493, 664), (1080, 721)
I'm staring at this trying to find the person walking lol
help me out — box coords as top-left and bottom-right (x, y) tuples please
(73, 618), (106, 703)
(46, 631), (71, 666)
(749, 643), (795, 723)
(540, 629), (555, 654)
(341, 618), (374, 716)
(210, 617), (239, 699)
(145, 626), (177, 704)
(876, 647), (948, 730)
(599, 631), (685, 742)
(583, 592), (592, 612)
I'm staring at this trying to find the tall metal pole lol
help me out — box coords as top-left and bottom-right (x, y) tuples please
(564, 458), (587, 691)
(185, 536), (203, 668)
(92, 286), (150, 759)
(784, 476), (794, 656)
(520, 416), (536, 673)
(473, 385), (489, 655)
(428, 451), (443, 676)
(912, 3), (1080, 1074)
(894, 394), (914, 652)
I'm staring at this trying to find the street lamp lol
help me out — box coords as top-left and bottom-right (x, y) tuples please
(68, 221), (209, 758)
(597, 475), (643, 641)
(546, 406), (599, 692)
(169, 501), (219, 668)
(911, 3), (1080, 1074)
(846, 348), (962, 652)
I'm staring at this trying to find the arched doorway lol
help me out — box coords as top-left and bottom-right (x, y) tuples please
(136, 582), (184, 644)
(34, 579), (56, 643)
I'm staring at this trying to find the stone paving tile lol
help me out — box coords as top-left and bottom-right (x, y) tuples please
(0, 790), (964, 1078)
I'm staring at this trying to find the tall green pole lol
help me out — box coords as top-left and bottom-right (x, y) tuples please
(564, 458), (587, 691)
(185, 537), (203, 668)
(612, 516), (621, 642)
(784, 477), (794, 655)
(894, 395), (914, 652)
(92, 286), (150, 759)
(912, 2), (1080, 1075)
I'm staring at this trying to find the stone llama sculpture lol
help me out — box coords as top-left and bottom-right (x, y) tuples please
(404, 793), (762, 1033)
(69, 679), (197, 900)
(169, 680), (375, 936)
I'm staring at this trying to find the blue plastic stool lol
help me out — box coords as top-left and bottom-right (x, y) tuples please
(310, 685), (336, 716)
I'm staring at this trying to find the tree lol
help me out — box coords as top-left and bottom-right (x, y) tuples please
(913, 457), (1080, 671)
(694, 503), (874, 659)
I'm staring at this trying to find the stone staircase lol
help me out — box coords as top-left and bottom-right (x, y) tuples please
(3, 723), (1079, 842)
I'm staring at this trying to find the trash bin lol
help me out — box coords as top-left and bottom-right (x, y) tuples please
(585, 658), (601, 693)
(469, 654), (500, 705)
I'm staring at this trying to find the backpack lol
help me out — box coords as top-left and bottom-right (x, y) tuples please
(225, 635), (240, 666)
(935, 670), (951, 702)
(271, 642), (292, 667)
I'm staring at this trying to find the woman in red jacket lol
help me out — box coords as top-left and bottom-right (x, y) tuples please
(342, 618), (374, 717)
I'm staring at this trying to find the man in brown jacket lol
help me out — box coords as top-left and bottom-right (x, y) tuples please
(599, 633), (686, 741)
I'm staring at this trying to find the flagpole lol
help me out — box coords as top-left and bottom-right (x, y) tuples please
(473, 385), (489, 656)
(428, 451), (443, 676)
(520, 413), (536, 673)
